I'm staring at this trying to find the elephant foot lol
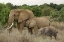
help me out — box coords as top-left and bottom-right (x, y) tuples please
(18, 30), (23, 34)
(31, 34), (36, 38)
(28, 28), (33, 34)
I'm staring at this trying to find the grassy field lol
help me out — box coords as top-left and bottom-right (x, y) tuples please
(0, 21), (64, 42)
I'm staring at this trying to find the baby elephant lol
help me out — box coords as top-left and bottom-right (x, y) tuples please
(38, 26), (58, 39)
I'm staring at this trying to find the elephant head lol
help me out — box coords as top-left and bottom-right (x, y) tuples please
(8, 9), (34, 27)
(26, 19), (36, 28)
(25, 18), (38, 34)
(39, 26), (58, 39)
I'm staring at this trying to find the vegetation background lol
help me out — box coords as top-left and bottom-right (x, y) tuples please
(0, 3), (64, 26)
(0, 3), (64, 42)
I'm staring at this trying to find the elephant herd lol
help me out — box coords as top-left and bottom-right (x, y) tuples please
(7, 9), (58, 39)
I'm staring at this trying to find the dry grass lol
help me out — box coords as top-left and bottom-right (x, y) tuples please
(0, 28), (64, 42)
(51, 21), (64, 30)
(0, 21), (64, 42)
(0, 28), (33, 42)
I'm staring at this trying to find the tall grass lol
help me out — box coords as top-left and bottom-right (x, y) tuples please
(0, 21), (64, 42)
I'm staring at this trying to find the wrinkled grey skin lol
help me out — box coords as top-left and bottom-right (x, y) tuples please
(39, 26), (58, 39)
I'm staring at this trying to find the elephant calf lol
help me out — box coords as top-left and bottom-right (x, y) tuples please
(38, 26), (58, 39)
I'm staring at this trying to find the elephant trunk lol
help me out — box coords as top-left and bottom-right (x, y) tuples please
(8, 13), (14, 27)
(7, 17), (14, 33)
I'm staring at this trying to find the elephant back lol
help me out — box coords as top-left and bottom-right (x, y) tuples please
(35, 17), (50, 29)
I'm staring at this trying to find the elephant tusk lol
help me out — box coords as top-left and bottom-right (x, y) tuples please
(6, 23), (14, 30)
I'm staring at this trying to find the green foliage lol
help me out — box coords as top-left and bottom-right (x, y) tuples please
(58, 7), (64, 21)
(13, 5), (21, 9)
(31, 6), (42, 17)
(42, 7), (54, 16)
(21, 4), (31, 10)
(50, 7), (64, 21)
(50, 3), (57, 9)
(6, 3), (13, 9)
(50, 10), (59, 18)
(21, 5), (42, 17)
(0, 3), (10, 25)
(0, 3), (64, 26)
(40, 3), (49, 9)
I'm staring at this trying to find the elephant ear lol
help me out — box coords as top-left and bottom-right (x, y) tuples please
(18, 10), (29, 23)
(26, 9), (34, 19)
(8, 10), (14, 26)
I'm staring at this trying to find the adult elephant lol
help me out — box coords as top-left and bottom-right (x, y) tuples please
(25, 17), (50, 35)
(8, 9), (35, 33)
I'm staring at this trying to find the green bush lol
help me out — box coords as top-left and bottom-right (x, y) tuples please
(31, 6), (42, 17)
(0, 3), (10, 25)
(42, 7), (54, 16)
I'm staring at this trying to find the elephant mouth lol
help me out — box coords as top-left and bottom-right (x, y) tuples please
(14, 19), (18, 22)
(14, 18), (18, 21)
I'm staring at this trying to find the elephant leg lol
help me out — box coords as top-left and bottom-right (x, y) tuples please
(17, 21), (25, 33)
(33, 25), (38, 36)
(9, 28), (12, 33)
(28, 28), (33, 34)
(54, 34), (57, 39)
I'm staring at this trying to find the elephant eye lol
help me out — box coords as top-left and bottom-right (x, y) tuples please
(17, 14), (19, 16)
(14, 14), (15, 16)
(14, 14), (19, 16)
